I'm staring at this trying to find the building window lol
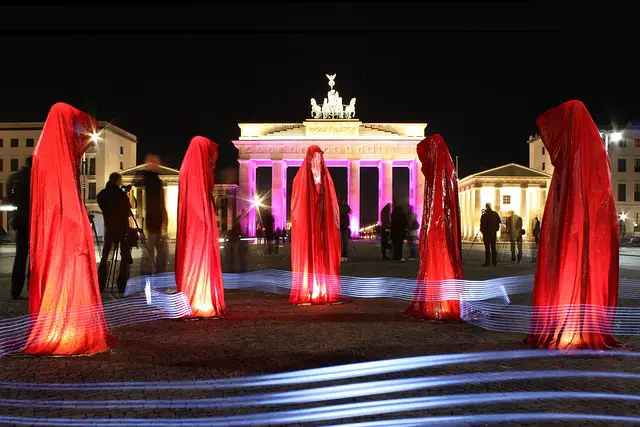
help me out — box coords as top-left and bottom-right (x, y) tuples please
(635, 159), (640, 172)
(88, 182), (97, 200)
(619, 139), (627, 148)
(0, 158), (3, 172)
(635, 139), (640, 148)
(10, 138), (18, 148)
(635, 213), (640, 233)
(619, 158), (627, 172)
(0, 139), (3, 148)
(541, 162), (545, 171)
(503, 195), (511, 205)
(0, 182), (3, 199)
(10, 159), (19, 172)
(89, 158), (96, 175)
(120, 146), (124, 155)
(120, 161), (123, 170)
(618, 183), (627, 202)
(635, 184), (640, 202)
(26, 138), (35, 148)
(542, 146), (546, 155)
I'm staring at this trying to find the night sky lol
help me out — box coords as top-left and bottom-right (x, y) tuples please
(1, 4), (638, 226)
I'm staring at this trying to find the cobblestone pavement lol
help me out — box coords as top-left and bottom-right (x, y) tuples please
(0, 242), (638, 426)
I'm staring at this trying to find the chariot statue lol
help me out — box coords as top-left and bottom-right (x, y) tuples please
(309, 74), (357, 119)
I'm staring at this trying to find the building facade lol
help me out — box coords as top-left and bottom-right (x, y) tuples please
(458, 164), (551, 241)
(233, 75), (427, 237)
(528, 126), (640, 237)
(0, 121), (137, 232)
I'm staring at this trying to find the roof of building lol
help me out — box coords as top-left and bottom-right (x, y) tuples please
(462, 163), (552, 181)
(121, 163), (180, 176)
(0, 121), (136, 142)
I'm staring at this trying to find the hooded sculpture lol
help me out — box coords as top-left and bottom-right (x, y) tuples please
(406, 134), (463, 321)
(24, 103), (110, 355)
(526, 101), (619, 350)
(289, 145), (341, 304)
(175, 136), (225, 318)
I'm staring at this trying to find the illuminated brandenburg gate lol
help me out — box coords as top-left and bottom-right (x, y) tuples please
(232, 75), (427, 237)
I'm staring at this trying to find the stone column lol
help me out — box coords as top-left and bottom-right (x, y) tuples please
(378, 160), (393, 222)
(271, 159), (287, 231)
(238, 159), (256, 237)
(348, 160), (360, 237)
(520, 185), (528, 234)
(494, 185), (502, 213)
(473, 187), (481, 237)
(414, 160), (426, 229)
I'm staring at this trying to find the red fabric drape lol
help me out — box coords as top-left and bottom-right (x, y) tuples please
(406, 135), (463, 321)
(289, 146), (341, 304)
(24, 103), (109, 355)
(175, 136), (225, 318)
(526, 100), (619, 350)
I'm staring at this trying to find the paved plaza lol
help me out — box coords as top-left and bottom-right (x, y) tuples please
(0, 241), (638, 425)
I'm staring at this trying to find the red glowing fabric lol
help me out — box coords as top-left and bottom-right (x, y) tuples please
(289, 145), (341, 304)
(24, 103), (109, 355)
(175, 136), (225, 318)
(406, 135), (463, 321)
(526, 101), (619, 350)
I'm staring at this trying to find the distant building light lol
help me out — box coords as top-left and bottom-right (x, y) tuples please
(0, 205), (17, 211)
(610, 132), (623, 143)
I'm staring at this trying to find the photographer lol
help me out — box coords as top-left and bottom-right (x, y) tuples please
(97, 172), (134, 294)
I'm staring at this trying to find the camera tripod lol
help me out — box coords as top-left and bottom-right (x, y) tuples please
(104, 213), (157, 294)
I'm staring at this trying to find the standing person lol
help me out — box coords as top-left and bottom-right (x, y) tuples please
(480, 203), (501, 266)
(7, 156), (32, 300)
(390, 204), (408, 261)
(339, 197), (352, 261)
(532, 216), (541, 262)
(97, 172), (134, 294)
(506, 211), (524, 263)
(133, 153), (169, 275)
(406, 205), (419, 261)
(380, 203), (392, 260)
(264, 211), (274, 255)
(274, 227), (281, 255)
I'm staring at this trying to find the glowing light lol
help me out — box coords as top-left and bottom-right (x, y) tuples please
(89, 132), (101, 143)
(620, 212), (628, 221)
(0, 205), (17, 211)
(610, 132), (623, 143)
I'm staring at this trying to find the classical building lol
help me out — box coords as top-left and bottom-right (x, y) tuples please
(528, 125), (640, 237)
(458, 164), (551, 241)
(0, 121), (137, 231)
(121, 164), (238, 240)
(233, 75), (427, 237)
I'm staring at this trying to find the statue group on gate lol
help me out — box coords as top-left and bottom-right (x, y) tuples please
(310, 74), (357, 119)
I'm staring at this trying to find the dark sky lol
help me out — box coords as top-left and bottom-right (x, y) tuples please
(1, 3), (638, 226)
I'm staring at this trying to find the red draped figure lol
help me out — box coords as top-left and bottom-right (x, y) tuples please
(24, 103), (110, 355)
(289, 145), (341, 304)
(406, 135), (463, 321)
(175, 136), (225, 318)
(526, 101), (619, 350)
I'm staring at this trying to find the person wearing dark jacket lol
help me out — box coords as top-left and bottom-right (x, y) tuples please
(480, 203), (502, 266)
(390, 204), (408, 261)
(264, 211), (275, 255)
(339, 198), (351, 261)
(380, 203), (392, 260)
(133, 154), (169, 275)
(97, 172), (133, 293)
(532, 216), (541, 262)
(7, 156), (32, 300)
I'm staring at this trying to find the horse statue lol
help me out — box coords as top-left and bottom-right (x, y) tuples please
(310, 98), (322, 119)
(322, 98), (332, 118)
(345, 98), (357, 118)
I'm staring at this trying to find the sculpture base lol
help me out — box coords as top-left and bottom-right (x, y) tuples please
(12, 349), (111, 358)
